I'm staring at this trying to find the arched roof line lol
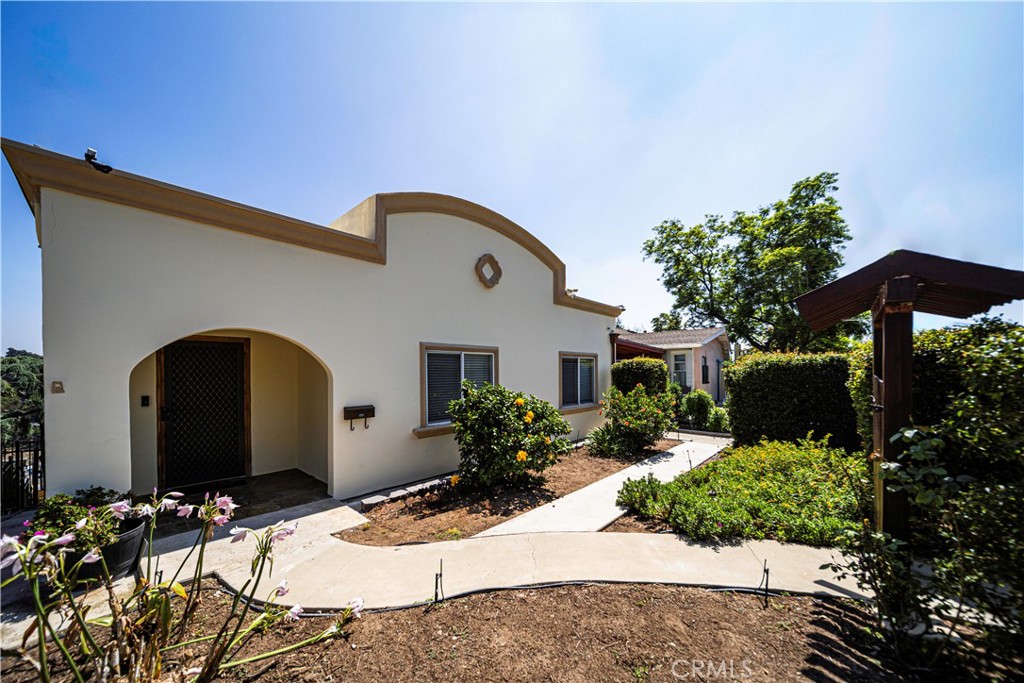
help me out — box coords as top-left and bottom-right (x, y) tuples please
(2, 138), (621, 317)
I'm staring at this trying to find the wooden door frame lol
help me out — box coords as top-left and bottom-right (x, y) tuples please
(156, 335), (252, 489)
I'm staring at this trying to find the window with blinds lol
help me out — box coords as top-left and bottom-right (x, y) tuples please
(560, 354), (596, 408)
(425, 350), (494, 424)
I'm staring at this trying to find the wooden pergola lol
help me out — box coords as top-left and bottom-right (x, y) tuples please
(795, 250), (1024, 539)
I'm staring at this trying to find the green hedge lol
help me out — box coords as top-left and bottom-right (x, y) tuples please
(848, 317), (1020, 453)
(610, 357), (668, 394)
(723, 352), (859, 452)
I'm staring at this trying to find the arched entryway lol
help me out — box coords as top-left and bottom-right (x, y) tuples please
(128, 329), (331, 494)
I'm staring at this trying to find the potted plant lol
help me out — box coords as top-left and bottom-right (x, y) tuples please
(22, 493), (146, 584)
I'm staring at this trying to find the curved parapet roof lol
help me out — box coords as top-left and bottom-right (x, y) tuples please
(1, 138), (622, 318)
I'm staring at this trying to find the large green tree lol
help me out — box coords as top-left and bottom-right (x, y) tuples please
(644, 172), (867, 352)
(2, 348), (44, 444)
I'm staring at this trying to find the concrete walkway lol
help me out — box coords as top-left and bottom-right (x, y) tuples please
(1, 438), (870, 647)
(476, 433), (729, 536)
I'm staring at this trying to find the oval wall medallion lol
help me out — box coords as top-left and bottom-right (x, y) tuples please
(475, 253), (502, 288)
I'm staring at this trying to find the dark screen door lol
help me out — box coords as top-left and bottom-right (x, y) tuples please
(160, 339), (248, 488)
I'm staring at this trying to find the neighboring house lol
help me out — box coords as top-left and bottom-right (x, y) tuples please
(614, 327), (731, 403)
(2, 139), (622, 500)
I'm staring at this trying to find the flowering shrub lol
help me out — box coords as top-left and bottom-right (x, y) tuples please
(588, 385), (671, 458)
(1, 489), (361, 682)
(617, 438), (861, 546)
(449, 380), (572, 489)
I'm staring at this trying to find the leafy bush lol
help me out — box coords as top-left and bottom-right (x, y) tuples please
(707, 406), (729, 433)
(830, 321), (1024, 676)
(588, 385), (671, 458)
(723, 352), (859, 452)
(610, 357), (668, 394)
(847, 317), (1020, 453)
(682, 389), (715, 430)
(617, 438), (862, 546)
(666, 382), (687, 427)
(24, 493), (119, 554)
(449, 380), (572, 489)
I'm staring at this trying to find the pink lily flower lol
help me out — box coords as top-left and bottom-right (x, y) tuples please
(211, 514), (230, 526)
(176, 504), (194, 518)
(109, 500), (131, 520)
(274, 579), (289, 597)
(75, 517), (89, 529)
(286, 604), (303, 621)
(81, 548), (102, 564)
(52, 533), (76, 547)
(214, 495), (237, 512)
(167, 491), (185, 498)
(1, 534), (20, 556)
(229, 527), (252, 543)
(136, 503), (156, 518)
(269, 521), (298, 543)
(1, 554), (21, 573)
(347, 597), (364, 618)
(159, 498), (178, 512)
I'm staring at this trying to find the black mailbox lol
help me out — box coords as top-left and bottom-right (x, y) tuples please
(343, 405), (375, 430)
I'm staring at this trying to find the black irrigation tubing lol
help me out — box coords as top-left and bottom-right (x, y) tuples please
(205, 577), (864, 619)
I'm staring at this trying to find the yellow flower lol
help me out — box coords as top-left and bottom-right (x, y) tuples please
(526, 411), (534, 420)
(516, 450), (528, 462)
(450, 474), (460, 486)
(524, 415), (533, 424)
(544, 436), (551, 445)
(515, 397), (525, 406)
(548, 453), (556, 462)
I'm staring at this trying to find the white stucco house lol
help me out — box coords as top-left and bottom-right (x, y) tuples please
(2, 139), (622, 501)
(614, 327), (731, 403)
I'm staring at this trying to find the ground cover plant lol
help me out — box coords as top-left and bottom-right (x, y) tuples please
(617, 438), (862, 546)
(1, 581), (901, 683)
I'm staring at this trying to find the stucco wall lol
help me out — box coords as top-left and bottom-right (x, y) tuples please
(662, 340), (727, 404)
(41, 189), (613, 500)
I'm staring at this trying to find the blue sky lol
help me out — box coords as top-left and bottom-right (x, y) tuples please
(3, 2), (1022, 353)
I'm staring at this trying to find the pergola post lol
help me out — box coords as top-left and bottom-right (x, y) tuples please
(871, 276), (916, 540)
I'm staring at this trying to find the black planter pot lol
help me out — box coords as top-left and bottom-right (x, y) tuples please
(69, 517), (147, 584)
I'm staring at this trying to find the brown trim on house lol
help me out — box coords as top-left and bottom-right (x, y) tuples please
(558, 351), (599, 412)
(156, 335), (252, 487)
(2, 138), (622, 318)
(416, 342), (500, 437)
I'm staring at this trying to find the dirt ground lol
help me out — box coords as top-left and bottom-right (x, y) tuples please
(338, 439), (681, 546)
(1, 581), (901, 682)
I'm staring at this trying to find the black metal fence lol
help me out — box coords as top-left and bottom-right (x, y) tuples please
(2, 437), (45, 514)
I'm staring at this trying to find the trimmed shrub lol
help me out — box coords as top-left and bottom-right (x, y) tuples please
(707, 406), (729, 433)
(617, 438), (862, 546)
(723, 352), (859, 452)
(588, 385), (671, 458)
(610, 357), (668, 394)
(682, 389), (715, 430)
(449, 380), (572, 489)
(847, 317), (1020, 453)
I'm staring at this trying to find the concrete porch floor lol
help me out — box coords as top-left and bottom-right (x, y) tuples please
(150, 468), (329, 540)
